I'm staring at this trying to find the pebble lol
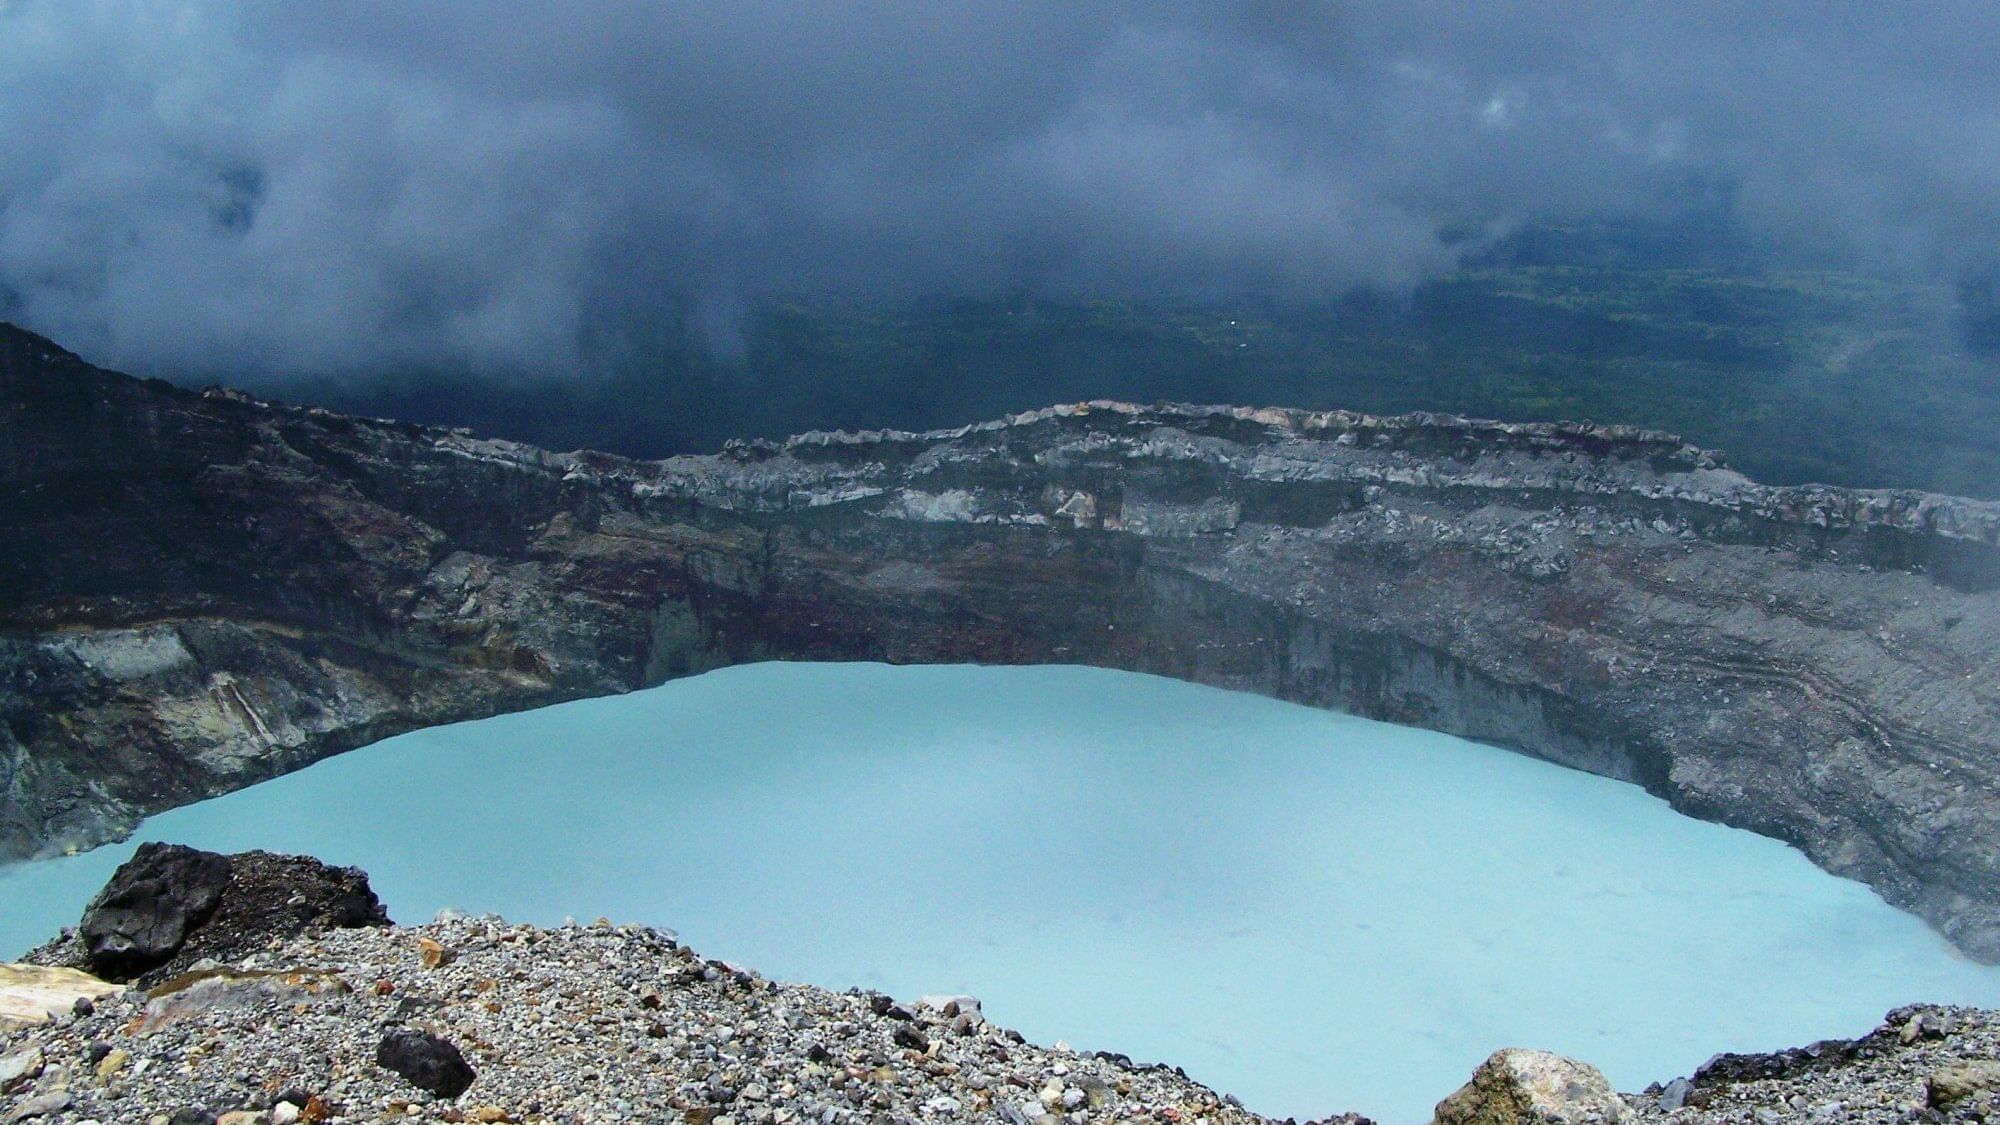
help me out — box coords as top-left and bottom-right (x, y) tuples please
(3, 1090), (71, 1123)
(1927, 1059), (2000, 1107)
(0, 1045), (44, 1093)
(93, 1045), (129, 1079)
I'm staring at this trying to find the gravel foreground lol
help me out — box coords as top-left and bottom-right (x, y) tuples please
(5, 912), (2000, 1125)
(2, 914), (1301, 1125)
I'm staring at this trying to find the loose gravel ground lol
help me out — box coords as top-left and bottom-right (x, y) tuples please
(1, 915), (1293, 1125)
(1632, 1004), (2000, 1125)
(5, 914), (1999, 1125)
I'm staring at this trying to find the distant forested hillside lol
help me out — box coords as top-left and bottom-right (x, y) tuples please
(258, 223), (2000, 499)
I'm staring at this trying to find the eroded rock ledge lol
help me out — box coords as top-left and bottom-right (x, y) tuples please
(2, 320), (1997, 957)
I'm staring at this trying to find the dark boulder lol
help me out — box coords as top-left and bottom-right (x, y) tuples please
(166, 848), (392, 975)
(866, 992), (915, 1021)
(34, 844), (392, 986)
(376, 1029), (476, 1098)
(1693, 1037), (1863, 1086)
(80, 842), (232, 978)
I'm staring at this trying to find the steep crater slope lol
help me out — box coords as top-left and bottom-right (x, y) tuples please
(2, 322), (1998, 958)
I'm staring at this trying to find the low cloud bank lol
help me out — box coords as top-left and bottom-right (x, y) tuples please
(1, 2), (1996, 377)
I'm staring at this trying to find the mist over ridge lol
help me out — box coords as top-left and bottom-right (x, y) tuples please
(2, 2), (1997, 494)
(4, 3), (1999, 368)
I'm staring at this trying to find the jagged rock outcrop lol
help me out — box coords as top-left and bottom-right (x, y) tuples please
(1625, 1004), (2000, 1121)
(76, 842), (232, 979)
(26, 843), (390, 986)
(1432, 1049), (1632, 1125)
(2, 320), (1998, 957)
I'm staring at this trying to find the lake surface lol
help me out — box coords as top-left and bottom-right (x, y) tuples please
(5, 662), (1998, 1121)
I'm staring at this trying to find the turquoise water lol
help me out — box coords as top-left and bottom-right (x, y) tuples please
(4, 662), (1997, 1121)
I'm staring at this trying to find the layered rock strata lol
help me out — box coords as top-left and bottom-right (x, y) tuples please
(2, 321), (1997, 957)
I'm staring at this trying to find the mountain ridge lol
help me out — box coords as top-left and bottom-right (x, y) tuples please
(3, 320), (1998, 960)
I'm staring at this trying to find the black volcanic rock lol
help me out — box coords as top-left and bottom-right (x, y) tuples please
(2, 320), (1998, 959)
(36, 843), (390, 985)
(1691, 1037), (1865, 1087)
(376, 1028), (476, 1097)
(79, 843), (231, 978)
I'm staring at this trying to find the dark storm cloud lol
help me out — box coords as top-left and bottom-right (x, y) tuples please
(1, 1), (1997, 376)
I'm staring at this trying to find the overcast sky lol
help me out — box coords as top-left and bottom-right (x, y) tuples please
(2, 1), (1998, 378)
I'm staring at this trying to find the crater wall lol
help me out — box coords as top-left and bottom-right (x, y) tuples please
(3, 322), (1997, 959)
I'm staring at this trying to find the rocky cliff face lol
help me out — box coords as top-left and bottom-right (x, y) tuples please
(3, 321), (1998, 958)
